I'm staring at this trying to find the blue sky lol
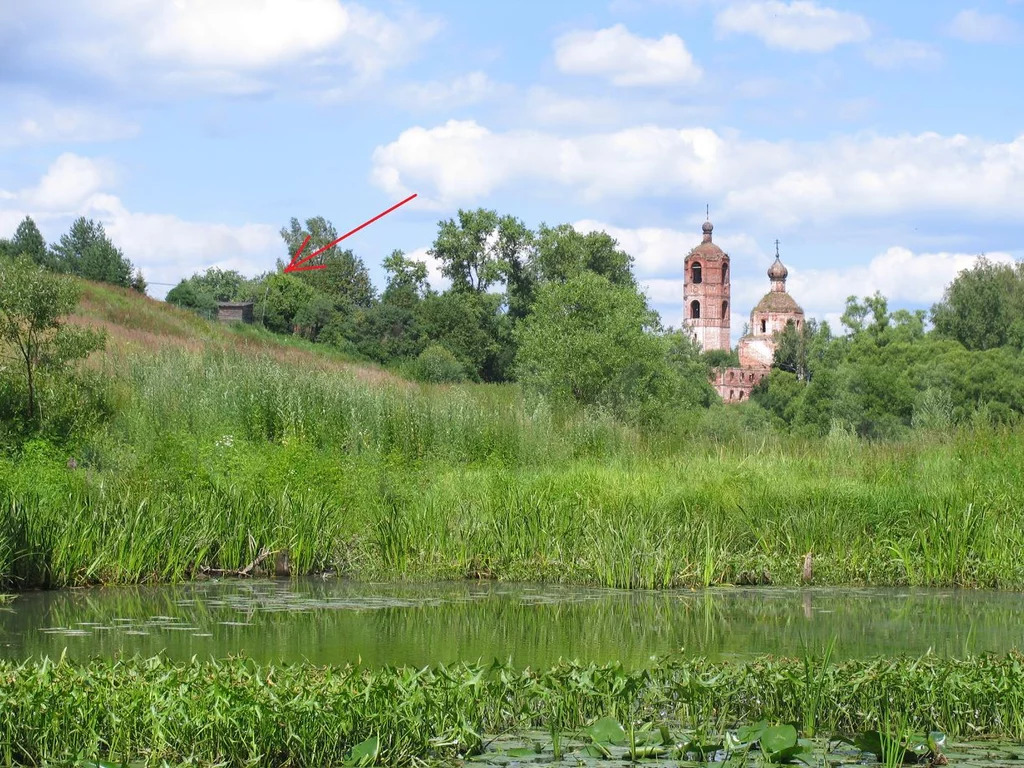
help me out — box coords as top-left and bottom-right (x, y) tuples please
(1, 0), (1022, 338)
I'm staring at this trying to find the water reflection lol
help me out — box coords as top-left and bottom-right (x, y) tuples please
(1, 581), (1021, 667)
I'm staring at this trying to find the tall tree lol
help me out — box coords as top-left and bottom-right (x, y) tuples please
(931, 257), (1024, 351)
(10, 217), (53, 269)
(429, 208), (504, 293)
(0, 256), (105, 421)
(514, 272), (687, 422)
(51, 217), (133, 287)
(280, 216), (374, 308)
(532, 224), (635, 287)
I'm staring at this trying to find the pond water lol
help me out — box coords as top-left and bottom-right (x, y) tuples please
(2, 580), (1023, 667)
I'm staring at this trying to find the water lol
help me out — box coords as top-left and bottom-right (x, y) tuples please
(2, 580), (1023, 667)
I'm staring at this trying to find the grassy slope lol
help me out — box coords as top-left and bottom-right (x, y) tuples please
(2, 281), (1024, 590)
(73, 281), (395, 383)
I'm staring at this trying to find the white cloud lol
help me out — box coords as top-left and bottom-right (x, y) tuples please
(1, 154), (279, 298)
(715, 1), (871, 52)
(371, 120), (1024, 227)
(864, 39), (942, 70)
(371, 119), (724, 207)
(22, 154), (117, 211)
(947, 9), (1022, 43)
(397, 72), (497, 110)
(14, 1), (441, 97)
(554, 24), (702, 85)
(140, 0), (349, 70)
(0, 99), (140, 147)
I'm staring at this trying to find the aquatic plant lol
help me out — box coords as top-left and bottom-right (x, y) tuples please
(1, 653), (1023, 766)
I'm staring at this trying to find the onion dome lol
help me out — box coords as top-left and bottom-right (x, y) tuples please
(767, 256), (788, 281)
(688, 218), (727, 261)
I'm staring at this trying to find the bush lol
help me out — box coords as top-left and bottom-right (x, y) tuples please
(412, 344), (466, 383)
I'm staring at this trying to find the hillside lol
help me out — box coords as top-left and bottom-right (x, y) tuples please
(72, 280), (398, 384)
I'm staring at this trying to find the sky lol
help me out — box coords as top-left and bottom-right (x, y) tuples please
(1, 0), (1022, 339)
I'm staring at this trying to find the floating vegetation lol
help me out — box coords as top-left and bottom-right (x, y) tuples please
(2, 653), (1024, 766)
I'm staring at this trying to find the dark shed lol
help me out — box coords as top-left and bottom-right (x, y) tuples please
(216, 301), (254, 324)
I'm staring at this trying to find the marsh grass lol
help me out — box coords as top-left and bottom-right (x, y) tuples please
(3, 283), (1024, 590)
(2, 653), (1023, 766)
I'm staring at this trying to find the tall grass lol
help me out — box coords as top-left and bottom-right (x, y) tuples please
(2, 653), (1024, 765)
(3, 344), (1024, 590)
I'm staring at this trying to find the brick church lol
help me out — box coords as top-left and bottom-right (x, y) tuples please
(683, 217), (805, 402)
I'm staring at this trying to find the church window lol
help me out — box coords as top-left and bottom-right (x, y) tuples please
(691, 262), (702, 283)
(760, 319), (767, 333)
(722, 263), (729, 283)
(690, 300), (701, 319)
(722, 300), (728, 318)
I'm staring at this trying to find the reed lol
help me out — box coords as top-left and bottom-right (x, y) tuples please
(3, 328), (1024, 590)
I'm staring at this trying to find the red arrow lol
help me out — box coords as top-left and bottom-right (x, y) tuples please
(284, 193), (418, 273)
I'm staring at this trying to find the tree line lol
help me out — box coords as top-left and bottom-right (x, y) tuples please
(0, 216), (145, 293)
(760, 258), (1024, 437)
(4, 209), (1024, 440)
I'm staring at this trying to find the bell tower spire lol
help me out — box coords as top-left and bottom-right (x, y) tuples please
(683, 212), (731, 352)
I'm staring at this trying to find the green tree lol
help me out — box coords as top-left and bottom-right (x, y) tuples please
(532, 224), (635, 287)
(166, 280), (218, 317)
(411, 344), (466, 383)
(280, 217), (375, 309)
(417, 290), (506, 381)
(10, 217), (54, 269)
(293, 294), (337, 341)
(258, 273), (315, 334)
(0, 256), (105, 421)
(51, 217), (133, 287)
(774, 318), (832, 380)
(382, 250), (429, 308)
(130, 269), (147, 295)
(514, 272), (686, 422)
(429, 208), (503, 292)
(931, 257), (1024, 350)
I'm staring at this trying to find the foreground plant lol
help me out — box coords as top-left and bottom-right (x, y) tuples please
(1, 653), (1022, 766)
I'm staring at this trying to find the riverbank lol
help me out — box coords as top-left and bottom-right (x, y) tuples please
(2, 354), (1023, 590)
(2, 287), (1024, 592)
(3, 653), (1022, 765)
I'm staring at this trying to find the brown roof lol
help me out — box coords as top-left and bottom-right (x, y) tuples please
(752, 291), (804, 314)
(687, 241), (727, 261)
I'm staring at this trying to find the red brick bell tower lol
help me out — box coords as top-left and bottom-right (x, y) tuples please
(683, 215), (731, 352)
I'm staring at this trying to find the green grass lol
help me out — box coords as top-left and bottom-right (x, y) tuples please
(2, 653), (1024, 766)
(3, 281), (1024, 590)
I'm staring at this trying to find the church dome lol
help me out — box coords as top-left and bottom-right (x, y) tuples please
(688, 218), (727, 261)
(767, 256), (788, 280)
(753, 290), (803, 314)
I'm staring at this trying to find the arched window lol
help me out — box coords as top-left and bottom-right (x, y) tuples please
(722, 300), (729, 319)
(690, 300), (701, 319)
(722, 263), (729, 283)
(760, 319), (767, 333)
(729, 390), (735, 400)
(691, 262), (702, 283)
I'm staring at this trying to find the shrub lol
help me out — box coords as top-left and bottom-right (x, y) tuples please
(412, 344), (466, 383)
